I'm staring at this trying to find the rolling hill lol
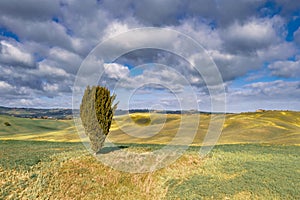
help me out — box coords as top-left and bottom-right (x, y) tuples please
(0, 115), (79, 142)
(1, 110), (299, 145)
(107, 110), (300, 145)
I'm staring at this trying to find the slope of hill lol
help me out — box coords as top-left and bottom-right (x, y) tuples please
(1, 110), (299, 145)
(220, 111), (300, 145)
(0, 115), (79, 142)
(108, 110), (300, 145)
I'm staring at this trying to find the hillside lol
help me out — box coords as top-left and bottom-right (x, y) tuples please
(108, 110), (300, 145)
(0, 115), (79, 142)
(1, 110), (299, 145)
(220, 111), (300, 145)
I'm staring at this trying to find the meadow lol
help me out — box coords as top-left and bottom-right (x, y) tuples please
(1, 110), (300, 199)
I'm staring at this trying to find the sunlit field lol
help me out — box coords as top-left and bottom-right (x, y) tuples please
(109, 111), (300, 145)
(1, 111), (300, 199)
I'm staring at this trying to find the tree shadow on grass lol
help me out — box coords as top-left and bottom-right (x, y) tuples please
(98, 145), (128, 154)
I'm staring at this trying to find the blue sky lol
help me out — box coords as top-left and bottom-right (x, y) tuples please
(0, 0), (300, 112)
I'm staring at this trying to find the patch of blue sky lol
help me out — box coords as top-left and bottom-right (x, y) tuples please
(286, 56), (298, 61)
(66, 28), (73, 36)
(230, 67), (300, 90)
(176, 11), (187, 22)
(129, 67), (144, 76)
(127, 63), (160, 77)
(257, 1), (282, 18)
(52, 16), (73, 36)
(286, 16), (300, 41)
(0, 27), (19, 42)
(52, 17), (59, 23)
(34, 52), (45, 62)
(121, 63), (144, 76)
(122, 63), (135, 70)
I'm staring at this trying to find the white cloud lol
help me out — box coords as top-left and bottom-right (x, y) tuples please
(257, 41), (297, 61)
(47, 47), (82, 74)
(0, 80), (14, 90)
(221, 17), (280, 53)
(232, 80), (300, 98)
(43, 83), (59, 92)
(226, 80), (300, 112)
(37, 63), (69, 77)
(100, 62), (192, 93)
(269, 59), (300, 78)
(102, 22), (131, 39)
(19, 99), (34, 106)
(104, 63), (130, 79)
(0, 40), (34, 67)
(171, 18), (222, 50)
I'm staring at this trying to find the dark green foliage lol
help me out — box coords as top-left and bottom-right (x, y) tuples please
(95, 86), (117, 135)
(80, 86), (117, 153)
(4, 121), (11, 126)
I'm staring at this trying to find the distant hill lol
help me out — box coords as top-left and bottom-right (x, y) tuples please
(0, 106), (73, 119)
(114, 109), (225, 115)
(0, 106), (226, 119)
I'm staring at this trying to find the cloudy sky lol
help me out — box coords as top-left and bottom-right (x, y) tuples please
(0, 0), (300, 112)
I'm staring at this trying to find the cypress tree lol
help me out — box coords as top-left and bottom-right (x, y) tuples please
(80, 86), (117, 153)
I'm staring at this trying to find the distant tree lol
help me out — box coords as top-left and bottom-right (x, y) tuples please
(4, 122), (11, 126)
(80, 86), (117, 154)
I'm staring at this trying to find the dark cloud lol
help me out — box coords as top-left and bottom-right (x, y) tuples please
(99, 0), (267, 27)
(220, 17), (280, 55)
(113, 48), (205, 87)
(0, 0), (61, 20)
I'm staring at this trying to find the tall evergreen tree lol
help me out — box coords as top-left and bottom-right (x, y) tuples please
(80, 86), (117, 153)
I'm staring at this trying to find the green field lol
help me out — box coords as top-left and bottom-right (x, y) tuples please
(0, 115), (78, 142)
(1, 111), (300, 199)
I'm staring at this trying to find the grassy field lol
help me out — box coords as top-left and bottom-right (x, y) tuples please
(1, 141), (299, 199)
(1, 110), (300, 145)
(0, 115), (79, 142)
(108, 111), (300, 145)
(1, 111), (300, 199)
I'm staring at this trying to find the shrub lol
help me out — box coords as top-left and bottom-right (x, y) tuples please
(80, 86), (117, 153)
(4, 122), (11, 126)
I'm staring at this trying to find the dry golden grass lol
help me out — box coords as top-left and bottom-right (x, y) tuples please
(1, 111), (300, 199)
(109, 111), (300, 145)
(1, 141), (300, 199)
(2, 110), (300, 145)
(3, 150), (168, 200)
